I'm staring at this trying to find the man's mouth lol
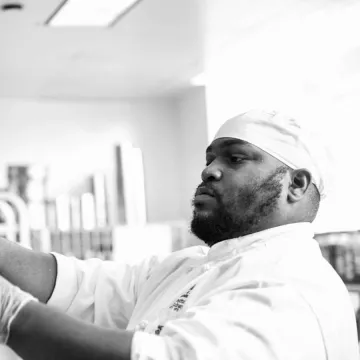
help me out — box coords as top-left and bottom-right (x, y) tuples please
(195, 186), (215, 197)
(193, 186), (217, 206)
(194, 194), (215, 202)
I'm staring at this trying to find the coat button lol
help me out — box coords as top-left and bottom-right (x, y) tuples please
(135, 320), (149, 332)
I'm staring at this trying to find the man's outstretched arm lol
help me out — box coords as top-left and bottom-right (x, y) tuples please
(0, 238), (56, 303)
(8, 300), (133, 360)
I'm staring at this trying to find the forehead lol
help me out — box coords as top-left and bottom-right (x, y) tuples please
(206, 137), (284, 167)
(206, 137), (259, 154)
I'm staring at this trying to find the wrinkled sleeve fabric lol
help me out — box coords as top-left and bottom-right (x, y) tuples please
(132, 285), (327, 360)
(47, 252), (162, 329)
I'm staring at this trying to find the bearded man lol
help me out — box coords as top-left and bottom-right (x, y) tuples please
(0, 110), (358, 360)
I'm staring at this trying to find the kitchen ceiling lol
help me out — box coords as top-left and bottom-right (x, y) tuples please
(1, 0), (360, 100)
(0, 0), (205, 99)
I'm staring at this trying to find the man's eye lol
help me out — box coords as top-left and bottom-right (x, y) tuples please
(229, 156), (245, 164)
(205, 157), (214, 166)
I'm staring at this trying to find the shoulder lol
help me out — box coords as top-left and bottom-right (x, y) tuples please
(140, 245), (208, 282)
(150, 245), (208, 272)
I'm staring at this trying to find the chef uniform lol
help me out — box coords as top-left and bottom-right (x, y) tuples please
(45, 110), (359, 359)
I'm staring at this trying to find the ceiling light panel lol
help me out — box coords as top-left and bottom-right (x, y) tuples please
(47, 0), (141, 27)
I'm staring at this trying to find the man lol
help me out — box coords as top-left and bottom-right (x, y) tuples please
(0, 109), (358, 359)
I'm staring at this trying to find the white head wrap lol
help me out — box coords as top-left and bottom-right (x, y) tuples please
(213, 109), (329, 200)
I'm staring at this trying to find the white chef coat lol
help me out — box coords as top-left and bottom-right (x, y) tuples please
(48, 223), (359, 360)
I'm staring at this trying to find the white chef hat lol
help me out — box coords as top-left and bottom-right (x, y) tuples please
(213, 109), (330, 200)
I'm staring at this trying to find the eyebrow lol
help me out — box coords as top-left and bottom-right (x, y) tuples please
(206, 139), (250, 153)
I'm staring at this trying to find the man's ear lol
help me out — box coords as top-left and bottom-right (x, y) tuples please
(288, 168), (312, 203)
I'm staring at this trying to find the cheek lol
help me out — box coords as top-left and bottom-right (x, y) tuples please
(225, 169), (260, 190)
(222, 171), (256, 194)
(221, 183), (255, 209)
(219, 169), (262, 204)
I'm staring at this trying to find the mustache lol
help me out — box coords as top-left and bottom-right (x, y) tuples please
(194, 183), (220, 199)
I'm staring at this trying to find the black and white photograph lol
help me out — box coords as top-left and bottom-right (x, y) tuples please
(0, 0), (359, 359)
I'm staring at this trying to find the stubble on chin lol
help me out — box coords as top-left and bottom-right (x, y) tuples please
(190, 167), (285, 245)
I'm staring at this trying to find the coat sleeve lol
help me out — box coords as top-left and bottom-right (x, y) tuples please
(131, 285), (328, 360)
(47, 252), (163, 329)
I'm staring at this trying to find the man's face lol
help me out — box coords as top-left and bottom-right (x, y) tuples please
(191, 137), (289, 246)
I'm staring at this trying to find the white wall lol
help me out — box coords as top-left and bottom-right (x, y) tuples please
(170, 87), (208, 248)
(175, 87), (208, 222)
(0, 97), (182, 224)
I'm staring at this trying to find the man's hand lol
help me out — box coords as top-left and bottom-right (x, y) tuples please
(3, 280), (133, 360)
(0, 275), (37, 344)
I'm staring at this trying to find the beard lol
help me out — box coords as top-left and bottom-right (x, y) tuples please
(190, 166), (287, 247)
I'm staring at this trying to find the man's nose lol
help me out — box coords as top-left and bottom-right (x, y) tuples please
(201, 162), (222, 183)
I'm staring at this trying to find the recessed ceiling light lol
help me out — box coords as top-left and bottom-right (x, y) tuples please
(46, 0), (142, 27)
